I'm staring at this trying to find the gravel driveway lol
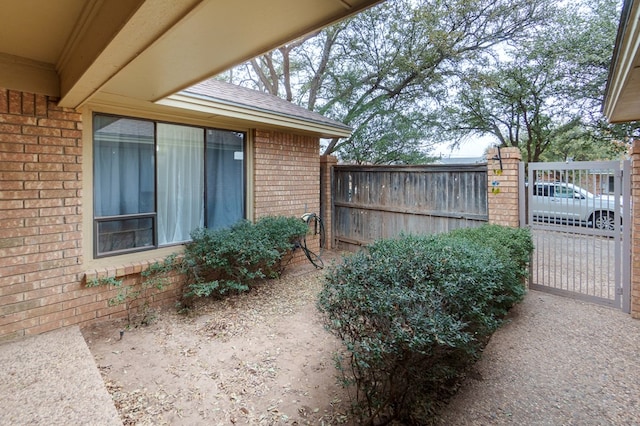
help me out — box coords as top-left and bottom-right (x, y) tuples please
(437, 290), (640, 425)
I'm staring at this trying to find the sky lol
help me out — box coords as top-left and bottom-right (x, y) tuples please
(432, 136), (495, 159)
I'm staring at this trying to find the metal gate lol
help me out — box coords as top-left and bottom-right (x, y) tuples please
(520, 160), (631, 312)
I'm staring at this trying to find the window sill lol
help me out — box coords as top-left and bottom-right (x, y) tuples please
(83, 246), (184, 281)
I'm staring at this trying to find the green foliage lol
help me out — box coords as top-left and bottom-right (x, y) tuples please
(317, 225), (533, 424)
(222, 0), (549, 164)
(85, 254), (179, 327)
(442, 0), (638, 163)
(181, 216), (308, 301)
(86, 276), (122, 288)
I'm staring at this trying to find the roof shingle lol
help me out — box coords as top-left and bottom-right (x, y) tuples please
(182, 79), (351, 133)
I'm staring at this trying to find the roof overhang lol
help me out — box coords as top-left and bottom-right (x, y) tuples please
(0, 0), (382, 110)
(157, 93), (352, 138)
(604, 0), (640, 122)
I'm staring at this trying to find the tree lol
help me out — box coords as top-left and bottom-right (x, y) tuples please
(221, 0), (551, 164)
(441, 0), (634, 163)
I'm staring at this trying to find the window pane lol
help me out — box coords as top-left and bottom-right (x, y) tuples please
(94, 116), (155, 216)
(206, 130), (245, 229)
(97, 217), (154, 255)
(157, 123), (204, 245)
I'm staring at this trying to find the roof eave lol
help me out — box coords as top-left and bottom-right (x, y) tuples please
(156, 93), (352, 139)
(604, 0), (640, 122)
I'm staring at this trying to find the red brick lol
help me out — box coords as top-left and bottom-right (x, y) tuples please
(0, 114), (37, 125)
(0, 152), (37, 162)
(26, 320), (65, 335)
(39, 240), (77, 253)
(0, 190), (38, 200)
(37, 118), (76, 130)
(61, 129), (82, 139)
(64, 311), (98, 327)
(8, 91), (21, 115)
(22, 93), (35, 116)
(0, 218), (24, 229)
(35, 95), (47, 117)
(23, 198), (62, 209)
(0, 90), (7, 113)
(25, 144), (63, 154)
(39, 206), (76, 217)
(0, 123), (21, 134)
(63, 163), (82, 172)
(0, 236), (25, 250)
(0, 200), (24, 210)
(0, 171), (38, 180)
(24, 163), (62, 173)
(0, 162), (24, 172)
(0, 293), (24, 306)
(0, 181), (23, 190)
(64, 146), (82, 155)
(24, 233), (61, 245)
(39, 136), (77, 147)
(22, 126), (61, 136)
(1, 318), (38, 336)
(39, 273), (76, 289)
(24, 180), (63, 190)
(0, 133), (38, 144)
(38, 189), (76, 199)
(0, 299), (41, 317)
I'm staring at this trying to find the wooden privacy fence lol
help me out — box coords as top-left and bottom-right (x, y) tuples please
(332, 164), (489, 251)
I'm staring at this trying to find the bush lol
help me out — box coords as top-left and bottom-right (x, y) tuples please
(317, 225), (533, 424)
(181, 216), (308, 300)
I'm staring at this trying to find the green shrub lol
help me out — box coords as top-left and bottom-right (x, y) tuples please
(317, 225), (533, 424)
(446, 224), (533, 316)
(181, 216), (308, 300)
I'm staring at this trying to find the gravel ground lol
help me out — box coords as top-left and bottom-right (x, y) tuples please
(84, 250), (640, 425)
(436, 290), (640, 425)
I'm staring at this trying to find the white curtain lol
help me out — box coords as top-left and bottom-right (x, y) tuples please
(157, 123), (204, 245)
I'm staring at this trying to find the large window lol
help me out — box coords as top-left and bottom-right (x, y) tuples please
(93, 114), (245, 257)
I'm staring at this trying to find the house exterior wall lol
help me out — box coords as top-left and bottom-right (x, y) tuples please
(253, 129), (321, 257)
(0, 90), (85, 340)
(0, 90), (322, 340)
(630, 141), (640, 318)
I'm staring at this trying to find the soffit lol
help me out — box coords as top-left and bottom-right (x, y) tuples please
(0, 0), (383, 109)
(604, 0), (640, 122)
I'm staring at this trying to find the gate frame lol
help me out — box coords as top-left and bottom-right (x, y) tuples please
(519, 160), (631, 313)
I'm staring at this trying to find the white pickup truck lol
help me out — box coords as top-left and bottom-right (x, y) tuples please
(531, 182), (620, 231)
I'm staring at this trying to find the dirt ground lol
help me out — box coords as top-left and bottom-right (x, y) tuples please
(82, 257), (352, 426)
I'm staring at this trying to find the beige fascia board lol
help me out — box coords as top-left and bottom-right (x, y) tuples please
(58, 0), (201, 109)
(604, 1), (640, 121)
(0, 53), (59, 97)
(157, 94), (352, 139)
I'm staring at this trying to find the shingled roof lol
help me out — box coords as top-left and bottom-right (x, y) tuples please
(180, 79), (351, 136)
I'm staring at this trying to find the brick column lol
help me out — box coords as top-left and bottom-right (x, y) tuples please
(630, 141), (640, 318)
(486, 147), (521, 228)
(320, 155), (337, 249)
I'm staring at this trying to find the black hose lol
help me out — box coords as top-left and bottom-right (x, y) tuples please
(300, 213), (325, 269)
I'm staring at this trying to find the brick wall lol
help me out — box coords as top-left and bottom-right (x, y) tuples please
(0, 94), (324, 339)
(630, 141), (640, 318)
(0, 89), (85, 339)
(486, 147), (521, 227)
(253, 129), (321, 258)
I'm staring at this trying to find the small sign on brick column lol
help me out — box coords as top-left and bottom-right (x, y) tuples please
(486, 147), (521, 228)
